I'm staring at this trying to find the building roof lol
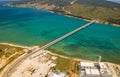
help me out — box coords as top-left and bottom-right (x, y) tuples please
(85, 69), (100, 75)
(91, 69), (100, 75)
(52, 74), (60, 77)
(52, 73), (66, 77)
(81, 62), (94, 67)
(80, 62), (113, 77)
(85, 69), (91, 74)
(99, 62), (107, 69)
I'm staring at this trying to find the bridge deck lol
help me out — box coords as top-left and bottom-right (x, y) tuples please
(40, 21), (94, 49)
(4, 21), (94, 77)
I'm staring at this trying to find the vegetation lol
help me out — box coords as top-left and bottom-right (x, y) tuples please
(0, 49), (3, 57)
(76, 0), (120, 8)
(11, 0), (120, 8)
(8, 0), (120, 25)
(0, 44), (26, 72)
(12, 0), (73, 6)
(56, 57), (70, 72)
(64, 4), (120, 24)
(0, 45), (23, 58)
(56, 57), (79, 74)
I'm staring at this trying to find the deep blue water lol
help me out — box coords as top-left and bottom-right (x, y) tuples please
(0, 4), (120, 64)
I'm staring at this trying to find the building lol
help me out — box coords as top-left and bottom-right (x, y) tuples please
(48, 70), (68, 77)
(79, 62), (113, 77)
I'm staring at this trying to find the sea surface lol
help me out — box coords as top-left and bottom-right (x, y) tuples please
(0, 4), (120, 64)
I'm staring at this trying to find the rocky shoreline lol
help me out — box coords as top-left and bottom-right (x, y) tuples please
(6, 3), (120, 27)
(7, 2), (56, 11)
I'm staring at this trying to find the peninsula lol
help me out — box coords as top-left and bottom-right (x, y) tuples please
(7, 0), (120, 26)
(0, 1), (120, 77)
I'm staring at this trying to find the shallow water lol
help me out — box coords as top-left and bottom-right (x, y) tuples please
(0, 5), (120, 64)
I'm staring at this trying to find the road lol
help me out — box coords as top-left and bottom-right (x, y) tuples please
(4, 21), (94, 77)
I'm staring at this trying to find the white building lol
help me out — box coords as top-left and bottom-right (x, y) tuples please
(48, 70), (68, 77)
(52, 73), (66, 77)
(79, 62), (113, 77)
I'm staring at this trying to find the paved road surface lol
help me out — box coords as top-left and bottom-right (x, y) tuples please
(4, 21), (94, 77)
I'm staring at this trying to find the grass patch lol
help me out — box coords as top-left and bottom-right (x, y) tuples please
(0, 50), (4, 57)
(0, 44), (25, 72)
(55, 57), (80, 74)
(56, 57), (70, 72)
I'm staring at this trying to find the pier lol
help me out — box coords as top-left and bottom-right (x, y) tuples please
(4, 21), (94, 77)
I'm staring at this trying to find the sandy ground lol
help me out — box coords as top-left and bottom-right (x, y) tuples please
(0, 43), (120, 77)
(0, 43), (31, 49)
(0, 42), (120, 64)
(10, 50), (56, 77)
(0, 53), (27, 77)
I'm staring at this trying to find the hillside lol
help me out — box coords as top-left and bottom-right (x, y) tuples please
(10, 0), (120, 8)
(7, 0), (120, 25)
(64, 4), (120, 24)
(76, 0), (120, 8)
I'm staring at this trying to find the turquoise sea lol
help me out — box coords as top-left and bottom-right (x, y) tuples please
(0, 3), (120, 64)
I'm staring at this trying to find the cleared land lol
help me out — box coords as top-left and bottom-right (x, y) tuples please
(0, 44), (25, 72)
(0, 43), (120, 77)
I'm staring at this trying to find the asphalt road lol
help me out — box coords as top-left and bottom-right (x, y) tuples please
(4, 21), (94, 77)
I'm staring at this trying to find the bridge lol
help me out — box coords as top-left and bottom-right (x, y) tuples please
(40, 21), (94, 50)
(4, 21), (94, 77)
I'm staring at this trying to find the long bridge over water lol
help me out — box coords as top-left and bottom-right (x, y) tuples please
(4, 21), (94, 77)
(40, 21), (94, 50)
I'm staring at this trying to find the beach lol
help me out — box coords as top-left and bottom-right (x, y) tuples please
(0, 4), (120, 64)
(0, 42), (91, 62)
(0, 1), (120, 77)
(1, 42), (120, 77)
(0, 43), (30, 49)
(0, 42), (119, 65)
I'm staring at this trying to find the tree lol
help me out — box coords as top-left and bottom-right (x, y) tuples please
(0, 49), (2, 52)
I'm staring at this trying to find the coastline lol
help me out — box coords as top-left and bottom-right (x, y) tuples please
(0, 42), (120, 66)
(6, 4), (120, 27)
(1, 43), (120, 77)
(5, 4), (93, 23)
(0, 4), (120, 77)
(0, 42), (91, 62)
(52, 10), (120, 27)
(0, 43), (30, 49)
(0, 4), (120, 65)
